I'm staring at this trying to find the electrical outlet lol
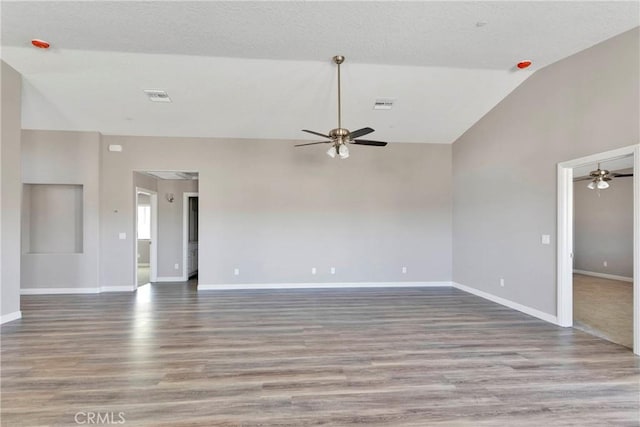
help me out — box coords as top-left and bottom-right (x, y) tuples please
(174, 263), (179, 270)
(118, 232), (126, 240)
(234, 268), (240, 276)
(311, 267), (317, 275)
(402, 266), (407, 274)
(500, 278), (505, 287)
(603, 261), (608, 267)
(330, 267), (336, 275)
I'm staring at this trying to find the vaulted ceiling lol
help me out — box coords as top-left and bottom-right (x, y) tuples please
(1, 1), (638, 143)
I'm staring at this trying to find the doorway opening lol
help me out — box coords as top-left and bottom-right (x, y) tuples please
(557, 144), (639, 355)
(134, 171), (198, 286)
(183, 192), (199, 281)
(135, 188), (158, 288)
(572, 155), (634, 348)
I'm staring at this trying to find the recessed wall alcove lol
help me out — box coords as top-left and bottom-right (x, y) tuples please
(22, 184), (84, 254)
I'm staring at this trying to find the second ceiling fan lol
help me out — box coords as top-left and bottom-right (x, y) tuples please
(295, 55), (388, 159)
(574, 162), (633, 190)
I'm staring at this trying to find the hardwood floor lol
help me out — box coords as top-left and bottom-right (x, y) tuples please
(573, 273), (633, 348)
(2, 284), (639, 426)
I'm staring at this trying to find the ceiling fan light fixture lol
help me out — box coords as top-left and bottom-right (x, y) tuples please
(338, 144), (350, 159)
(327, 146), (337, 158)
(597, 179), (610, 190)
(587, 181), (597, 190)
(296, 55), (388, 155)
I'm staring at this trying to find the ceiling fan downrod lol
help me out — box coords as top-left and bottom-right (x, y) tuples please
(334, 55), (344, 133)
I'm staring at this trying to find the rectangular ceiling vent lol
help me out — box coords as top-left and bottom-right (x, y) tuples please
(143, 89), (172, 103)
(373, 98), (395, 110)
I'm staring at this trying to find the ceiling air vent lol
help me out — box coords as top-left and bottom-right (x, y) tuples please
(373, 98), (395, 110)
(143, 89), (172, 103)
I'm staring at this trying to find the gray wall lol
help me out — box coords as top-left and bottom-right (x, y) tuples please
(21, 130), (101, 290)
(453, 28), (639, 315)
(574, 175), (633, 278)
(1, 61), (22, 320)
(157, 179), (198, 278)
(21, 133), (452, 288)
(100, 136), (452, 287)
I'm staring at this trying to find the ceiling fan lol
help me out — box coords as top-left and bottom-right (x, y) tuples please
(295, 55), (388, 159)
(574, 163), (633, 190)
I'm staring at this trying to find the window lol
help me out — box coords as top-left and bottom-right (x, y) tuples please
(137, 205), (151, 239)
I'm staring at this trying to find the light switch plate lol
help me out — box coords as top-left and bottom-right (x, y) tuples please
(119, 232), (126, 240)
(541, 234), (551, 245)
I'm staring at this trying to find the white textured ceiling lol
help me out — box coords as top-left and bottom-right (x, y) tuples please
(1, 1), (638, 143)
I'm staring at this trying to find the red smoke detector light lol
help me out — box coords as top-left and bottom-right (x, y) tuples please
(31, 39), (50, 49)
(517, 60), (532, 69)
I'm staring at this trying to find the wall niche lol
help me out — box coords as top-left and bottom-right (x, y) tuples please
(22, 184), (84, 254)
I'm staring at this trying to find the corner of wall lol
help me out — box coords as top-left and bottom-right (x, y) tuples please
(1, 60), (23, 320)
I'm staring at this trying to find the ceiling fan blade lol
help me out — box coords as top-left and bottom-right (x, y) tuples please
(295, 141), (330, 147)
(573, 177), (592, 182)
(349, 127), (375, 139)
(302, 129), (330, 139)
(612, 173), (634, 177)
(352, 139), (387, 147)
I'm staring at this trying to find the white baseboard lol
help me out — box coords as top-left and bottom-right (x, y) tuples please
(573, 270), (633, 283)
(452, 282), (558, 325)
(198, 281), (452, 290)
(1, 311), (22, 324)
(101, 286), (135, 292)
(21, 287), (99, 295)
(21, 286), (135, 295)
(155, 276), (187, 283)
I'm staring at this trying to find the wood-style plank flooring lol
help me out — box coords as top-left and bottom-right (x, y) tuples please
(2, 284), (639, 426)
(573, 273), (633, 348)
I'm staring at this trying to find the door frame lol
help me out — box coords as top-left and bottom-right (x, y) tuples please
(182, 192), (199, 281)
(557, 144), (639, 355)
(135, 187), (158, 288)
